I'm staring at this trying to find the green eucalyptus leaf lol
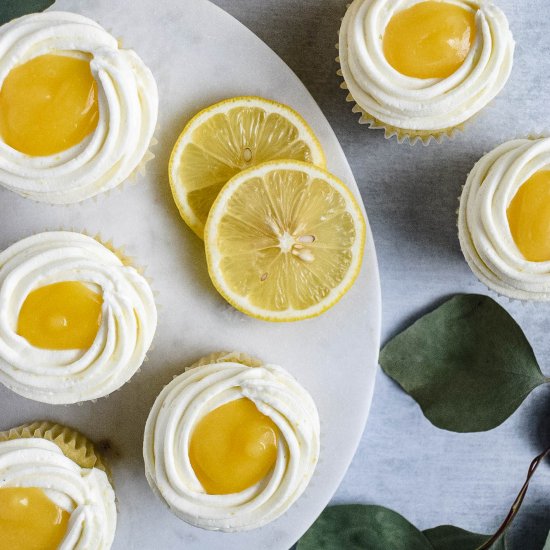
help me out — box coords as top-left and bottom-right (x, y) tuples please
(0, 0), (54, 25)
(423, 525), (506, 550)
(380, 294), (547, 432)
(296, 505), (432, 550)
(543, 530), (550, 549)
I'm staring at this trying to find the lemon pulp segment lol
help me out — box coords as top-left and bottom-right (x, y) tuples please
(189, 398), (278, 494)
(0, 487), (70, 550)
(383, 1), (476, 79)
(17, 281), (103, 350)
(507, 170), (550, 262)
(205, 161), (365, 321)
(169, 97), (325, 238)
(0, 54), (99, 156)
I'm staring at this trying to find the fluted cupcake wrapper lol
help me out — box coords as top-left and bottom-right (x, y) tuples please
(335, 44), (466, 146)
(0, 421), (110, 476)
(58, 131), (159, 209)
(188, 351), (263, 371)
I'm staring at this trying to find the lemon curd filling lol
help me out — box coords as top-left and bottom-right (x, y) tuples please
(507, 170), (550, 262)
(189, 398), (279, 495)
(17, 281), (103, 350)
(0, 487), (70, 550)
(0, 54), (99, 156)
(383, 1), (476, 79)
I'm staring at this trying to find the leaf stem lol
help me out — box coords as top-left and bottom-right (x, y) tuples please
(476, 446), (550, 550)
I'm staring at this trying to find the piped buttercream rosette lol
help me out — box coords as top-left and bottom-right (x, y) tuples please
(143, 354), (320, 532)
(0, 11), (158, 203)
(0, 231), (157, 403)
(459, 137), (550, 300)
(338, 0), (514, 141)
(0, 432), (116, 549)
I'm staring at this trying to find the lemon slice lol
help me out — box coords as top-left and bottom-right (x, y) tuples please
(204, 160), (366, 322)
(169, 96), (326, 238)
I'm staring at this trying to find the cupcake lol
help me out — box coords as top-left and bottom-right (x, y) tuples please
(0, 231), (157, 403)
(143, 352), (320, 532)
(459, 137), (550, 300)
(338, 0), (514, 143)
(0, 421), (116, 549)
(0, 11), (158, 203)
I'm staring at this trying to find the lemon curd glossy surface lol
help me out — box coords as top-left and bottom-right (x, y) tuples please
(189, 398), (279, 495)
(17, 281), (103, 350)
(507, 170), (550, 262)
(0, 487), (70, 550)
(0, 54), (99, 156)
(383, 1), (476, 79)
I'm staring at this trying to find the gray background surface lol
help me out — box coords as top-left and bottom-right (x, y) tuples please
(210, 1), (550, 548)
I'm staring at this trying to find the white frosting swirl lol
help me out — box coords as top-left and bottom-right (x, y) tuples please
(459, 137), (550, 300)
(0, 231), (157, 403)
(339, 0), (514, 133)
(143, 359), (320, 532)
(0, 11), (158, 203)
(0, 437), (116, 549)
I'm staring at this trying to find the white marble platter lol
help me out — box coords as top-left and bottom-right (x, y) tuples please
(0, 0), (381, 548)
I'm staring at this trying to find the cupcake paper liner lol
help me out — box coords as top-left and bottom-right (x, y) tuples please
(335, 43), (466, 146)
(63, 227), (158, 301)
(188, 351), (263, 371)
(7, 124), (159, 209)
(68, 228), (157, 296)
(78, 132), (159, 207)
(129, 136), (158, 181)
(0, 128), (158, 208)
(91, 232), (141, 270)
(0, 421), (109, 475)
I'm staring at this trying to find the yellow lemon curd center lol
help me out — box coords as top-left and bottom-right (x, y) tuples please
(0, 487), (70, 550)
(189, 397), (279, 495)
(17, 281), (103, 350)
(383, 1), (476, 79)
(507, 170), (550, 262)
(0, 53), (99, 156)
